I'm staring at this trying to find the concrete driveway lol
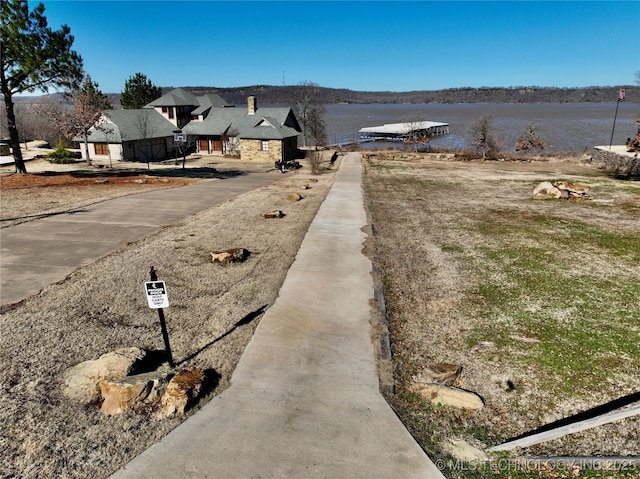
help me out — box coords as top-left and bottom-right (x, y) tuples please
(1, 169), (277, 306)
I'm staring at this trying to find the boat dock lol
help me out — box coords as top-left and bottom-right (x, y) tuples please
(359, 121), (449, 142)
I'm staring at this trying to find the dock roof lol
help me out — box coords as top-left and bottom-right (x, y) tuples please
(359, 121), (449, 137)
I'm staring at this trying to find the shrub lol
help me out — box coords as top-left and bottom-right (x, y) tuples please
(46, 139), (81, 164)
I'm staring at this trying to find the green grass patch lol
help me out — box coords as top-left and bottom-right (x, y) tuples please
(457, 215), (640, 396)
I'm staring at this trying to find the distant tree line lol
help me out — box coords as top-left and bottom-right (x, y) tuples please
(172, 85), (639, 106)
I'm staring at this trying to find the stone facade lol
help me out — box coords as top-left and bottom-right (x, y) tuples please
(590, 146), (639, 176)
(240, 137), (298, 163)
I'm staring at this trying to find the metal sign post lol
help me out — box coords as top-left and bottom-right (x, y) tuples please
(146, 266), (175, 367)
(609, 88), (625, 149)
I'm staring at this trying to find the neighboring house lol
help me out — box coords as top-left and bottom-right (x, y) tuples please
(83, 109), (177, 162)
(184, 96), (301, 163)
(82, 88), (301, 163)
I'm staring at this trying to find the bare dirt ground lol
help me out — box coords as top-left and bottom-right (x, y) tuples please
(0, 153), (339, 479)
(364, 151), (640, 478)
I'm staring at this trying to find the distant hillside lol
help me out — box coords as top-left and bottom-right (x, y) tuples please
(172, 85), (638, 105)
(13, 85), (638, 108)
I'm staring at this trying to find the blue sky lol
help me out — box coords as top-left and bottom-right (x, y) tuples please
(38, 1), (639, 94)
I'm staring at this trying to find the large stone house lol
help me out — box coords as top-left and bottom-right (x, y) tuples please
(83, 88), (301, 163)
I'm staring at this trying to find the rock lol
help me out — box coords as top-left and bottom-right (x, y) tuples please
(532, 181), (561, 199)
(62, 347), (147, 404)
(262, 210), (284, 219)
(287, 193), (303, 201)
(301, 184), (310, 190)
(410, 383), (484, 410)
(95, 179), (109, 184)
(133, 179), (148, 184)
(210, 248), (250, 264)
(554, 181), (590, 194)
(99, 371), (169, 415)
(554, 181), (591, 200)
(307, 178), (318, 183)
(422, 363), (462, 385)
(441, 438), (488, 462)
(157, 368), (205, 418)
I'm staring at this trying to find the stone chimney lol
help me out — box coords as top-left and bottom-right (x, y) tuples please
(248, 96), (257, 115)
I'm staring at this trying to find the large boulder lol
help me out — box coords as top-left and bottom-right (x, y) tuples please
(532, 181), (561, 199)
(98, 371), (169, 415)
(62, 347), (147, 404)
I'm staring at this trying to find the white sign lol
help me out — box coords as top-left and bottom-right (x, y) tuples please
(145, 281), (169, 309)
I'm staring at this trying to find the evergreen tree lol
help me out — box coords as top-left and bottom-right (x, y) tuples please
(120, 73), (162, 109)
(1, 0), (83, 173)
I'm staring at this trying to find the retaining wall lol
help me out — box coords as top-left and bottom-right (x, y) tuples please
(590, 146), (639, 176)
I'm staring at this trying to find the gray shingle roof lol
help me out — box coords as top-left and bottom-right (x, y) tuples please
(183, 106), (301, 140)
(239, 116), (300, 140)
(191, 94), (231, 115)
(84, 89), (301, 145)
(145, 88), (199, 107)
(85, 109), (176, 142)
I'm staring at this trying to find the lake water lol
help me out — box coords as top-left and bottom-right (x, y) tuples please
(324, 103), (639, 153)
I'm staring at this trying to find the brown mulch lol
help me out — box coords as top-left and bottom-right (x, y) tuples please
(0, 172), (195, 189)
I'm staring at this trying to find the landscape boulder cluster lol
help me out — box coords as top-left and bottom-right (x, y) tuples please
(532, 181), (591, 200)
(62, 347), (206, 418)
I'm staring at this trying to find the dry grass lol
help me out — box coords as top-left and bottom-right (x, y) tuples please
(363, 152), (640, 476)
(0, 157), (338, 478)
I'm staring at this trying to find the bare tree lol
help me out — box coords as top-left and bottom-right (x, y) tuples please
(294, 81), (326, 148)
(93, 116), (116, 167)
(515, 121), (546, 152)
(402, 114), (432, 152)
(469, 115), (500, 159)
(306, 106), (327, 150)
(133, 109), (159, 169)
(65, 76), (111, 164)
(36, 76), (111, 164)
(32, 99), (69, 148)
(222, 127), (240, 156)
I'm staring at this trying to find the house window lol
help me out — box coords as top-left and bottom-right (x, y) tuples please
(261, 141), (269, 151)
(161, 107), (168, 113)
(94, 143), (109, 155)
(168, 107), (174, 119)
(192, 115), (199, 120)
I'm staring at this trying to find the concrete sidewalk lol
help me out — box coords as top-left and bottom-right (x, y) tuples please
(109, 153), (445, 479)
(0, 170), (276, 305)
